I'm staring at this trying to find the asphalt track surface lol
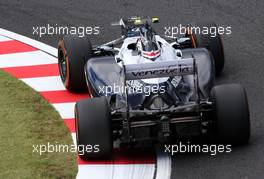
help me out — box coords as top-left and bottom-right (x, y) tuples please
(0, 0), (264, 178)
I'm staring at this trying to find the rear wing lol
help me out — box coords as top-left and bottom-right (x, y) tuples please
(124, 58), (195, 80)
(118, 57), (199, 112)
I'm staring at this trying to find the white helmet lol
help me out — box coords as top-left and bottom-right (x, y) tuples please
(137, 32), (161, 60)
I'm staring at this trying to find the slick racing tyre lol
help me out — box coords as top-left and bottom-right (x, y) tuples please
(58, 35), (93, 92)
(75, 97), (113, 160)
(211, 84), (250, 145)
(186, 22), (225, 75)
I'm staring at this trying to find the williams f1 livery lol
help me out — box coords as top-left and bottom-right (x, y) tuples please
(58, 16), (250, 160)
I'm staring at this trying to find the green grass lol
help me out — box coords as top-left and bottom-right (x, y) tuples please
(0, 70), (77, 178)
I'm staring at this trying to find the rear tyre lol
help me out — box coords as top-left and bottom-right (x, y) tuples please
(75, 97), (113, 160)
(210, 84), (250, 145)
(186, 22), (225, 75)
(58, 35), (93, 92)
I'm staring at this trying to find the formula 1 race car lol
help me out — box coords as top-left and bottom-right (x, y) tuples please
(58, 16), (250, 160)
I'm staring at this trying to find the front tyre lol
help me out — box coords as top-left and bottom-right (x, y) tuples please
(58, 35), (93, 92)
(211, 84), (250, 145)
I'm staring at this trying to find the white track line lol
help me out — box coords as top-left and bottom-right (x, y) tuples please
(0, 50), (57, 68)
(77, 164), (155, 179)
(52, 102), (76, 119)
(21, 76), (65, 92)
(155, 146), (172, 179)
(0, 28), (57, 56)
(0, 35), (11, 42)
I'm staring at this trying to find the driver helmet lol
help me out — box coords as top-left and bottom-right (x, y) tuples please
(137, 28), (161, 60)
